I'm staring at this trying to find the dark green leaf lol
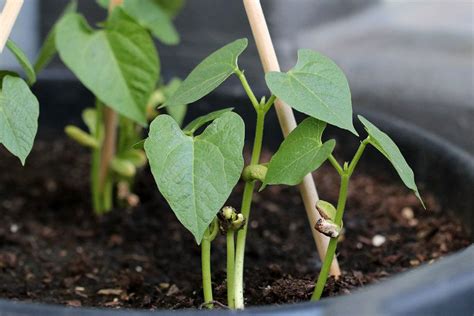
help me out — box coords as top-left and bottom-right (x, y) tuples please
(263, 118), (335, 188)
(144, 112), (245, 243)
(156, 0), (185, 17)
(34, 0), (78, 73)
(123, 0), (179, 45)
(163, 39), (248, 108)
(358, 115), (424, 207)
(55, 10), (159, 125)
(6, 40), (36, 85)
(183, 107), (234, 135)
(96, 0), (108, 8)
(266, 49), (356, 134)
(164, 78), (187, 126)
(0, 76), (39, 165)
(0, 71), (19, 82)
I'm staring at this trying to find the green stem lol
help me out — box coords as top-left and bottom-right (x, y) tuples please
(226, 230), (235, 309)
(311, 140), (369, 301)
(311, 173), (349, 301)
(347, 137), (370, 176)
(201, 227), (214, 309)
(91, 100), (104, 214)
(235, 69), (260, 110)
(328, 154), (343, 176)
(262, 95), (276, 113)
(234, 111), (266, 309)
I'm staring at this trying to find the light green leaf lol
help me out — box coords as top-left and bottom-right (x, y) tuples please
(183, 107), (234, 135)
(266, 49), (356, 135)
(144, 112), (245, 243)
(34, 0), (78, 73)
(358, 115), (424, 207)
(6, 40), (36, 85)
(0, 76), (39, 165)
(263, 118), (335, 188)
(163, 38), (248, 108)
(55, 9), (159, 125)
(123, 0), (179, 45)
(164, 78), (187, 126)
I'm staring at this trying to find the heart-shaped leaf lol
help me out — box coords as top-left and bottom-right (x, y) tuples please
(358, 115), (424, 207)
(144, 112), (245, 243)
(56, 9), (159, 125)
(183, 107), (234, 135)
(123, 0), (179, 45)
(6, 40), (36, 85)
(266, 49), (356, 135)
(163, 39), (248, 108)
(163, 78), (187, 126)
(0, 76), (39, 165)
(34, 0), (78, 73)
(263, 118), (335, 188)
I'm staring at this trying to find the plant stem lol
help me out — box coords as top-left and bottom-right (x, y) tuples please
(234, 110), (266, 309)
(328, 154), (343, 176)
(235, 69), (260, 110)
(201, 227), (214, 309)
(226, 230), (235, 309)
(91, 100), (104, 214)
(311, 140), (369, 301)
(311, 172), (349, 301)
(347, 137), (370, 176)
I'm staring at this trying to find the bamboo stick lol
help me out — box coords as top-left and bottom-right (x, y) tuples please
(0, 0), (24, 52)
(98, 0), (123, 196)
(242, 0), (341, 277)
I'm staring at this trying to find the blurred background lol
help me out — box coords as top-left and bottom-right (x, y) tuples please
(1, 0), (473, 155)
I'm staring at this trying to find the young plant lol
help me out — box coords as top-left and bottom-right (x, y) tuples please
(34, 0), (185, 214)
(143, 38), (423, 309)
(262, 51), (425, 301)
(0, 40), (39, 165)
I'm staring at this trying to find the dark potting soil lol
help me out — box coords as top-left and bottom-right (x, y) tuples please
(0, 139), (470, 310)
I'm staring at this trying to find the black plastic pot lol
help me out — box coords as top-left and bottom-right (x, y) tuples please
(1, 80), (473, 315)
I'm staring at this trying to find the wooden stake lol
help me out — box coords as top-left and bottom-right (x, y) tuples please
(243, 0), (341, 276)
(98, 0), (123, 195)
(0, 0), (24, 52)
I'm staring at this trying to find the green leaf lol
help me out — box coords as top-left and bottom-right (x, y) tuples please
(34, 0), (78, 73)
(316, 200), (337, 221)
(117, 149), (147, 167)
(263, 118), (335, 188)
(358, 115), (424, 207)
(96, 0), (108, 8)
(266, 49), (356, 135)
(156, 0), (185, 17)
(183, 107), (234, 135)
(0, 76), (39, 165)
(164, 78), (187, 126)
(0, 71), (19, 82)
(144, 112), (245, 243)
(132, 139), (145, 150)
(55, 9), (159, 125)
(6, 40), (36, 85)
(163, 38), (248, 108)
(123, 0), (179, 45)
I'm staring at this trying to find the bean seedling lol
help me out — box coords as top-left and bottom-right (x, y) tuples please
(144, 37), (423, 309)
(35, 0), (185, 214)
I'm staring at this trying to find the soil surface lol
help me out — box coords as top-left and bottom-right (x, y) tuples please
(0, 139), (470, 310)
